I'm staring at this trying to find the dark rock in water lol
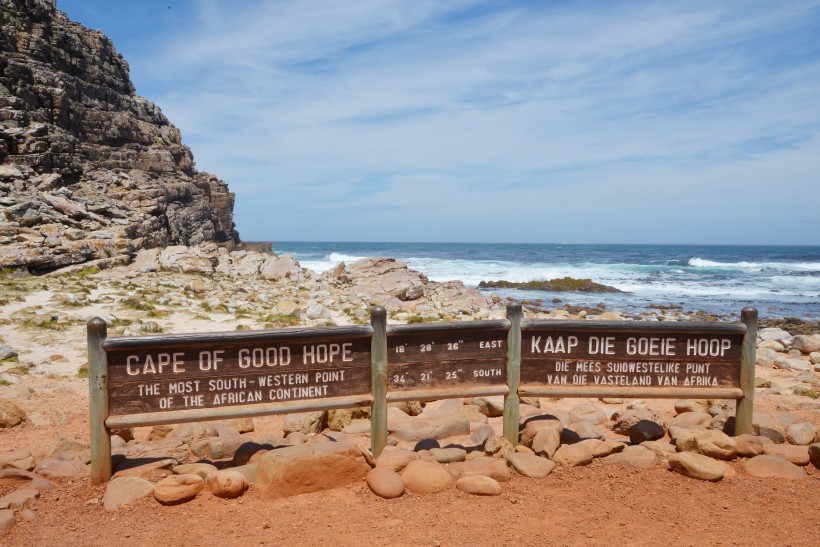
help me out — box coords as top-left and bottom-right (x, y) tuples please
(0, 0), (239, 272)
(478, 277), (622, 293)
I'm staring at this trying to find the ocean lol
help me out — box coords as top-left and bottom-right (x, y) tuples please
(270, 242), (820, 320)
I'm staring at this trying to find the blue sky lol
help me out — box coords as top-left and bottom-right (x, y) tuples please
(58, 0), (820, 245)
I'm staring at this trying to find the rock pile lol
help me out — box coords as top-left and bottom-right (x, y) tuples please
(0, 0), (239, 273)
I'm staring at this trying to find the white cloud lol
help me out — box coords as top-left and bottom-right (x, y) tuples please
(107, 0), (820, 243)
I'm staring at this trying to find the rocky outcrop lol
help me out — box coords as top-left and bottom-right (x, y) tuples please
(0, 0), (239, 272)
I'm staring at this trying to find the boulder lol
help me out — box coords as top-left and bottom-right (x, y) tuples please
(190, 436), (251, 460)
(603, 446), (656, 468)
(375, 449), (418, 472)
(530, 427), (561, 459)
(669, 411), (712, 427)
(484, 435), (514, 459)
(552, 443), (593, 467)
(34, 459), (88, 478)
(206, 469), (248, 499)
(507, 453), (556, 478)
(471, 396), (505, 418)
(612, 408), (666, 435)
(785, 422), (816, 446)
(792, 334), (820, 354)
(390, 414), (470, 442)
(0, 448), (35, 471)
(592, 441), (627, 458)
(448, 457), (511, 482)
(574, 421), (605, 440)
(668, 452), (726, 482)
(742, 455), (806, 479)
(102, 477), (154, 510)
(0, 509), (14, 537)
(733, 434), (770, 457)
(113, 458), (176, 480)
(763, 444), (810, 466)
(430, 448), (467, 464)
(153, 474), (204, 505)
(366, 467), (404, 499)
(809, 443), (820, 469)
(401, 460), (452, 494)
(629, 420), (666, 444)
(256, 441), (369, 498)
(0, 488), (39, 510)
(752, 413), (786, 444)
(0, 399), (25, 428)
(283, 411), (327, 435)
(172, 463), (217, 480)
(569, 403), (607, 425)
(456, 475), (502, 496)
(520, 418), (563, 447)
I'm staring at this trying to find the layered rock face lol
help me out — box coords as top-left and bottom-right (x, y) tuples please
(0, 0), (239, 272)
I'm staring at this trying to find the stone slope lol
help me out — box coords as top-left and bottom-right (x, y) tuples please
(0, 0), (239, 272)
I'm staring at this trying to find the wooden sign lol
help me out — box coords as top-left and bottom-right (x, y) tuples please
(520, 321), (745, 393)
(386, 321), (509, 392)
(104, 326), (372, 415)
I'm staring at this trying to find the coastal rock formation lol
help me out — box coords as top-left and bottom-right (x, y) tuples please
(0, 0), (239, 272)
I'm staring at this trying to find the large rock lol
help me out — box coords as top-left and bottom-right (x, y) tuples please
(448, 457), (512, 482)
(0, 2), (240, 273)
(792, 334), (820, 354)
(785, 422), (816, 446)
(668, 452), (726, 481)
(0, 448), (35, 471)
(401, 460), (452, 494)
(612, 408), (666, 435)
(102, 477), (155, 510)
(0, 400), (25, 428)
(603, 446), (656, 468)
(375, 449), (418, 472)
(552, 444), (594, 467)
(507, 453), (556, 478)
(629, 420), (666, 444)
(742, 455), (806, 479)
(153, 474), (204, 505)
(283, 411), (327, 435)
(809, 443), (820, 469)
(206, 470), (248, 499)
(762, 444), (810, 466)
(0, 509), (14, 537)
(256, 441), (369, 498)
(390, 414), (470, 442)
(366, 467), (404, 499)
(456, 475), (502, 496)
(520, 418), (563, 447)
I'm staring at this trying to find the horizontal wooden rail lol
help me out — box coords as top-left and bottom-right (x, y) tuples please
(386, 384), (508, 403)
(518, 386), (744, 400)
(106, 394), (374, 429)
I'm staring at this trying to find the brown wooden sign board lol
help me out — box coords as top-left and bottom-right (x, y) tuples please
(386, 320), (508, 392)
(521, 321), (745, 392)
(105, 326), (372, 415)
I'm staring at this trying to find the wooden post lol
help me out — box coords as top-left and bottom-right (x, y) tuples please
(370, 306), (388, 458)
(735, 307), (758, 435)
(87, 317), (112, 484)
(503, 301), (522, 446)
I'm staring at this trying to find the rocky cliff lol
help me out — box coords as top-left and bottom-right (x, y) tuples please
(0, 0), (239, 272)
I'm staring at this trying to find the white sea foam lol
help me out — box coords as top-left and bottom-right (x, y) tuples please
(688, 257), (820, 271)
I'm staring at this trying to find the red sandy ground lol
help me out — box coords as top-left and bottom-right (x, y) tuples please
(1, 378), (819, 546)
